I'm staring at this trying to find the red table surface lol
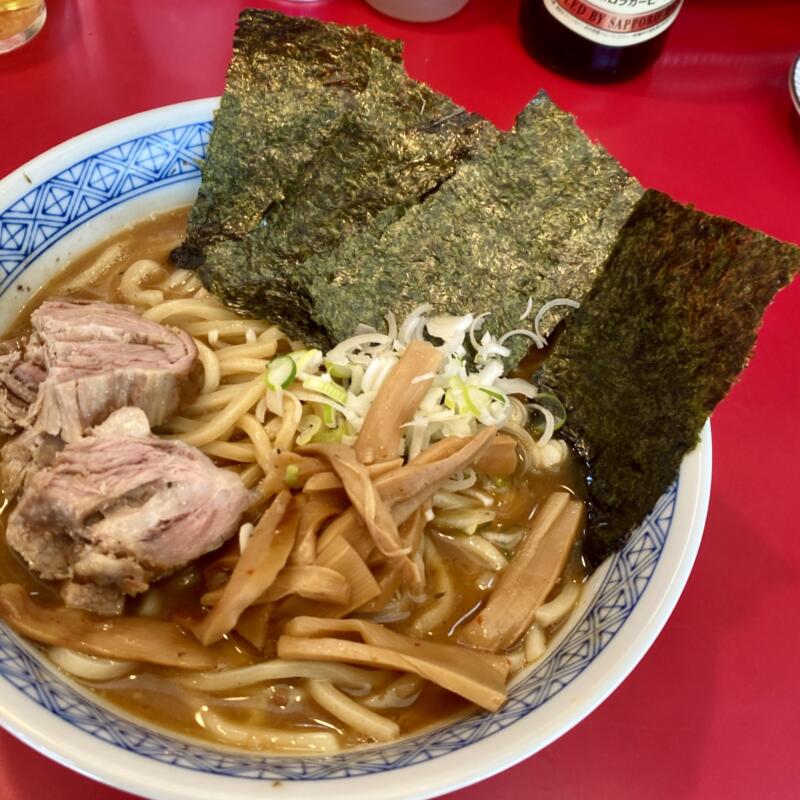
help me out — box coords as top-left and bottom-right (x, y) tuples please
(1, 1), (799, 798)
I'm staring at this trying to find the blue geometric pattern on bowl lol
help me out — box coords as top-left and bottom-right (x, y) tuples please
(0, 122), (211, 292)
(0, 121), (678, 780)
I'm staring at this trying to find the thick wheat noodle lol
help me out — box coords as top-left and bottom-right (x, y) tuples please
(235, 413), (273, 473)
(193, 338), (221, 394)
(142, 297), (241, 324)
(363, 673), (424, 710)
(163, 416), (232, 435)
(182, 319), (271, 338)
(534, 580), (580, 628)
(410, 537), (457, 637)
(171, 377), (265, 447)
(62, 243), (127, 290)
(163, 416), (203, 433)
(179, 660), (388, 693)
(307, 679), (400, 741)
(184, 385), (242, 413)
(524, 625), (547, 664)
(199, 440), (256, 462)
(445, 533), (507, 571)
(48, 647), (135, 681)
(118, 259), (166, 307)
(159, 267), (200, 291)
(219, 356), (271, 376)
(197, 706), (340, 753)
(274, 393), (302, 451)
(264, 416), (283, 441)
(216, 340), (279, 361)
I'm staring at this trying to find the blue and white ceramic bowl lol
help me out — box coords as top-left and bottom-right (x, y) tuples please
(0, 100), (712, 800)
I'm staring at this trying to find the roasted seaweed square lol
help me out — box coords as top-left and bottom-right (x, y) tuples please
(172, 10), (402, 267)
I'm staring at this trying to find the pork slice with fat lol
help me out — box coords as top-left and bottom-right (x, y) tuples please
(6, 408), (252, 614)
(0, 344), (46, 436)
(30, 299), (201, 441)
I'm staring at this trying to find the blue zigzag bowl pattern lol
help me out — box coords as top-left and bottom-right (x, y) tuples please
(0, 101), (710, 800)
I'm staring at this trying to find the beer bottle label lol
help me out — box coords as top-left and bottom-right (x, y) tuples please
(542, 0), (683, 47)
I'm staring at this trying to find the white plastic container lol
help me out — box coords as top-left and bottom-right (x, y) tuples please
(364, 0), (469, 23)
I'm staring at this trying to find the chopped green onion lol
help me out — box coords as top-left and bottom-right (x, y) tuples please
(529, 392), (567, 435)
(321, 403), (337, 428)
(291, 349), (322, 375)
(448, 376), (480, 416)
(479, 387), (507, 403)
(284, 464), (300, 488)
(324, 360), (352, 380)
(302, 375), (348, 405)
(312, 425), (346, 444)
(296, 415), (322, 446)
(265, 355), (296, 390)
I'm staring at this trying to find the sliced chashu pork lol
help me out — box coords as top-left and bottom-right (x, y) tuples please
(6, 408), (252, 615)
(29, 299), (200, 441)
(0, 343), (46, 435)
(0, 299), (200, 497)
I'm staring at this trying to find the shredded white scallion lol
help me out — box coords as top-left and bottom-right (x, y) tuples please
(530, 403), (556, 447)
(398, 303), (432, 345)
(498, 328), (546, 350)
(532, 298), (580, 344)
(266, 300), (575, 459)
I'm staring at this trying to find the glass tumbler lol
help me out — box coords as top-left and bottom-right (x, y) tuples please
(0, 0), (46, 54)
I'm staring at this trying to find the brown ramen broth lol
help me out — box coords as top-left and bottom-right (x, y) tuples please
(0, 209), (587, 752)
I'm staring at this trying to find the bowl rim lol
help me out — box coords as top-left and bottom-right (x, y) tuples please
(0, 99), (712, 800)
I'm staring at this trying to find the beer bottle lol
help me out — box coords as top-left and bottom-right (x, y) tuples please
(519, 0), (684, 82)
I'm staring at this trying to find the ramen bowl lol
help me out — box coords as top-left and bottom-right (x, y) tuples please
(0, 99), (712, 800)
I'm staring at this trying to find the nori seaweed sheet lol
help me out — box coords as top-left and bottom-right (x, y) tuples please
(174, 11), (800, 564)
(172, 10), (402, 267)
(307, 92), (644, 362)
(199, 52), (498, 342)
(539, 190), (800, 565)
